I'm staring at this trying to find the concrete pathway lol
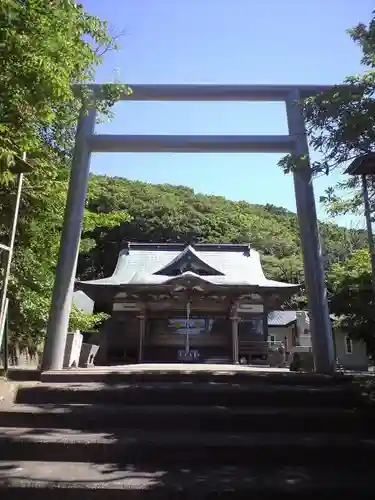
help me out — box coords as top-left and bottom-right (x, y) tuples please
(44, 363), (290, 376)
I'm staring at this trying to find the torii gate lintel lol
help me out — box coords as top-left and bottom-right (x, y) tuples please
(41, 84), (337, 373)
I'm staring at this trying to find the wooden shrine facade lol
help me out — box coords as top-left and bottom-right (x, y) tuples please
(76, 243), (300, 365)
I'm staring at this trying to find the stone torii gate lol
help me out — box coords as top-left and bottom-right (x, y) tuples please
(41, 84), (336, 373)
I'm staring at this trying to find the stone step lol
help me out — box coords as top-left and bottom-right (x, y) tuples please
(0, 404), (373, 433)
(0, 427), (374, 465)
(40, 367), (357, 386)
(14, 381), (363, 408)
(0, 460), (375, 499)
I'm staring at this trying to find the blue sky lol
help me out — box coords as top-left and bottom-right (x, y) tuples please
(83, 0), (373, 227)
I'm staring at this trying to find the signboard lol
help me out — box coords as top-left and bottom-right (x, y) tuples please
(168, 318), (208, 335)
(113, 302), (139, 312)
(237, 304), (264, 313)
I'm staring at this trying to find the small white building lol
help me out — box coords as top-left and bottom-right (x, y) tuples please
(267, 310), (368, 372)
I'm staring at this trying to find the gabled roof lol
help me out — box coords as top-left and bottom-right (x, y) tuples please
(76, 243), (300, 299)
(268, 310), (299, 326)
(268, 310), (336, 326)
(154, 245), (224, 276)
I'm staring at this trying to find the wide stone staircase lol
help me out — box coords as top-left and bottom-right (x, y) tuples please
(0, 368), (374, 498)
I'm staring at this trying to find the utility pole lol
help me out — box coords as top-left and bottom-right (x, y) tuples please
(0, 154), (31, 344)
(361, 174), (375, 297)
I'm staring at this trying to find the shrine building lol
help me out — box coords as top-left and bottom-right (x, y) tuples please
(75, 243), (300, 365)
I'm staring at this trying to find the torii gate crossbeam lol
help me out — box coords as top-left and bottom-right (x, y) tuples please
(41, 84), (337, 373)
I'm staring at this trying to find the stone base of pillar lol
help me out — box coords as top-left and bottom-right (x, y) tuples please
(63, 331), (83, 369)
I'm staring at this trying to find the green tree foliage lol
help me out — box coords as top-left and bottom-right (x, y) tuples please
(327, 249), (375, 355)
(0, 0), (131, 353)
(277, 11), (375, 350)
(78, 176), (366, 309)
(279, 11), (375, 216)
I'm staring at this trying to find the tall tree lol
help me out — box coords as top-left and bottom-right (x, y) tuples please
(279, 11), (375, 217)
(327, 249), (375, 356)
(278, 11), (375, 350)
(0, 0), (130, 353)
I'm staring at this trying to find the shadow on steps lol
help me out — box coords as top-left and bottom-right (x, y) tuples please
(0, 371), (375, 496)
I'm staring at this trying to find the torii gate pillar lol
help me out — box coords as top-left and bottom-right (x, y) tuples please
(41, 84), (336, 373)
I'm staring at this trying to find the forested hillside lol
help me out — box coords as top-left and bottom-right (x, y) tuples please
(78, 175), (367, 289)
(4, 169), (367, 354)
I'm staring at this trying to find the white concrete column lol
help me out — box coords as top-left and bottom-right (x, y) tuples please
(42, 102), (97, 371)
(286, 89), (335, 374)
